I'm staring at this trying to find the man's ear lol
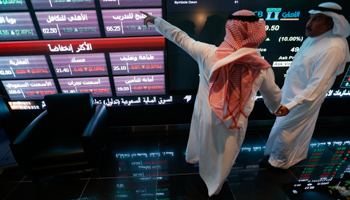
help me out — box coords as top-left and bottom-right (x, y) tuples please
(326, 18), (334, 30)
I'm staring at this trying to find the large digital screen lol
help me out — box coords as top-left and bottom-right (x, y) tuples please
(0, 0), (349, 113)
(166, 0), (350, 99)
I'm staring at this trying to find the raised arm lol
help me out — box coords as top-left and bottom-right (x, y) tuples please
(140, 11), (215, 63)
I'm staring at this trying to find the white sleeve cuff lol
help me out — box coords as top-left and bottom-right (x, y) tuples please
(285, 101), (298, 111)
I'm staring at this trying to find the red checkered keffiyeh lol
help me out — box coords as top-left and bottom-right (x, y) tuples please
(209, 10), (270, 129)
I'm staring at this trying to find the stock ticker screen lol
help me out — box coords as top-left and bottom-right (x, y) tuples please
(0, 0), (349, 110)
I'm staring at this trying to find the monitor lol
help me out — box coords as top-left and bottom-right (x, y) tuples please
(0, 0), (349, 126)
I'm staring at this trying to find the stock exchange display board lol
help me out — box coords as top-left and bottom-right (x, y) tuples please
(0, 0), (349, 110)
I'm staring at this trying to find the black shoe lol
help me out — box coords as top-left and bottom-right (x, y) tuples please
(209, 180), (236, 200)
(185, 174), (209, 200)
(261, 155), (270, 163)
(258, 155), (270, 168)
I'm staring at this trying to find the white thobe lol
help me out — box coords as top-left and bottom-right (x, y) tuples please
(265, 30), (350, 169)
(154, 18), (282, 196)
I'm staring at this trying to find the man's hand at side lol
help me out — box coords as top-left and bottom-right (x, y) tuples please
(275, 105), (289, 116)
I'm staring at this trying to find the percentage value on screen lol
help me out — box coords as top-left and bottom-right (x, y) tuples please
(278, 36), (304, 42)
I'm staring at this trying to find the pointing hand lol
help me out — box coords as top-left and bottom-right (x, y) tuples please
(140, 11), (156, 27)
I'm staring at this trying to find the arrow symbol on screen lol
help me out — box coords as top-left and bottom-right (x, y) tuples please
(184, 95), (192, 103)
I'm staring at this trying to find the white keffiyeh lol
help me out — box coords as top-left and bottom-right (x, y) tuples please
(309, 2), (350, 38)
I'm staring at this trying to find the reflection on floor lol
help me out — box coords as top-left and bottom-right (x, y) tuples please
(0, 122), (350, 200)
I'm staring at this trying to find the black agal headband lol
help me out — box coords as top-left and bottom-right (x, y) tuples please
(227, 15), (259, 22)
(312, 6), (342, 14)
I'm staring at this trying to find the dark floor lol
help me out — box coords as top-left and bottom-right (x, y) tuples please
(1, 121), (350, 200)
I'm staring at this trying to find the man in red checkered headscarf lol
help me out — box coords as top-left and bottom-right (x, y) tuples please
(210, 9), (275, 130)
(142, 9), (282, 197)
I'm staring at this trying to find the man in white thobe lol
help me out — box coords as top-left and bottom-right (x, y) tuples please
(142, 10), (282, 197)
(262, 2), (350, 170)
